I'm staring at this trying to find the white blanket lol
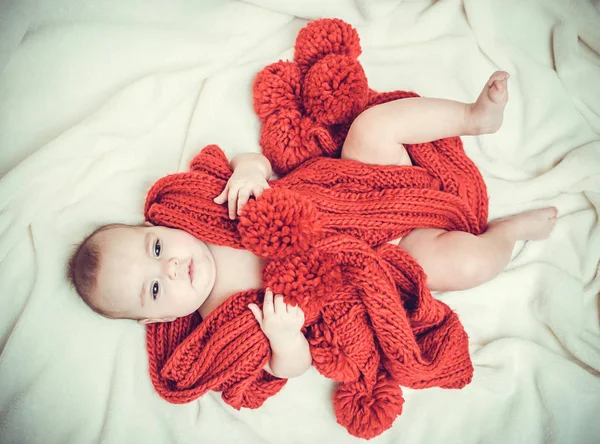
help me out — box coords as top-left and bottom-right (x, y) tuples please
(1, 0), (599, 443)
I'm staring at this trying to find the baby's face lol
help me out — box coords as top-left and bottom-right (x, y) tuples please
(93, 225), (216, 323)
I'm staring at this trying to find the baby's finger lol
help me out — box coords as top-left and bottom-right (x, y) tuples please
(248, 304), (263, 326)
(252, 184), (270, 199)
(263, 288), (274, 315)
(213, 186), (229, 204)
(237, 188), (251, 216)
(227, 186), (240, 220)
(274, 294), (286, 313)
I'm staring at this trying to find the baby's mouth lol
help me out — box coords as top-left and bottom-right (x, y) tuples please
(189, 259), (195, 283)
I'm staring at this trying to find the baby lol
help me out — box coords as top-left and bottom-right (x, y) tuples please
(68, 71), (558, 379)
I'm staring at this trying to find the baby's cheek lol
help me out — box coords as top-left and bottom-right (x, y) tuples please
(167, 282), (190, 303)
(186, 282), (207, 307)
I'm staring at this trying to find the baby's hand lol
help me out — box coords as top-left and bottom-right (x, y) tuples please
(214, 163), (270, 219)
(248, 288), (305, 346)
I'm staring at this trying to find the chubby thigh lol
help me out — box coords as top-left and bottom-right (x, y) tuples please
(395, 228), (453, 291)
(395, 227), (494, 293)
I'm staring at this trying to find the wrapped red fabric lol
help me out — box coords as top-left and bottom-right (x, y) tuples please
(144, 19), (488, 440)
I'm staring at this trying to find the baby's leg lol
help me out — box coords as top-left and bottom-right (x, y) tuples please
(341, 71), (509, 166)
(397, 207), (558, 291)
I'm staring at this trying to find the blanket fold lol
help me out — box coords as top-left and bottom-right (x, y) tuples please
(144, 19), (488, 439)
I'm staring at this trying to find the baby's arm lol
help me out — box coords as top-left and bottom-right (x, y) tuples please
(214, 152), (272, 219)
(249, 289), (312, 379)
(230, 153), (272, 179)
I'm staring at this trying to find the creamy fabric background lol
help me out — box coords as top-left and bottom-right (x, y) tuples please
(0, 1), (599, 443)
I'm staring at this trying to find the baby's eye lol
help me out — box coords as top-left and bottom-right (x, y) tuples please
(151, 281), (160, 300)
(153, 239), (162, 257)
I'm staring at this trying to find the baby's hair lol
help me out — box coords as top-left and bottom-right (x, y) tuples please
(67, 223), (132, 319)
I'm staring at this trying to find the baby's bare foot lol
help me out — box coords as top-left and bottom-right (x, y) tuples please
(489, 207), (558, 241)
(467, 71), (510, 135)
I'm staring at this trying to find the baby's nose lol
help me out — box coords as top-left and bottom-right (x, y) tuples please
(164, 257), (184, 280)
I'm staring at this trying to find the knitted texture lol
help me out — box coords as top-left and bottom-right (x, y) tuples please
(144, 19), (489, 440)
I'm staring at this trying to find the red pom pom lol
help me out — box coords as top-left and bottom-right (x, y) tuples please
(294, 19), (362, 74)
(303, 54), (369, 125)
(262, 250), (341, 319)
(253, 61), (303, 122)
(333, 374), (404, 439)
(259, 111), (325, 175)
(238, 187), (324, 259)
(252, 19), (370, 174)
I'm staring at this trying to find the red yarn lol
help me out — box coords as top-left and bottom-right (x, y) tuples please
(144, 19), (489, 439)
(334, 373), (405, 440)
(294, 18), (362, 74)
(303, 54), (369, 125)
(238, 187), (324, 259)
(253, 19), (369, 174)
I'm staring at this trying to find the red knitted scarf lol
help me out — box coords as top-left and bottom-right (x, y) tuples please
(144, 19), (488, 439)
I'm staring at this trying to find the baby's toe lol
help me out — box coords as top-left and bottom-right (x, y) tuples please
(487, 70), (510, 86)
(488, 80), (508, 104)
